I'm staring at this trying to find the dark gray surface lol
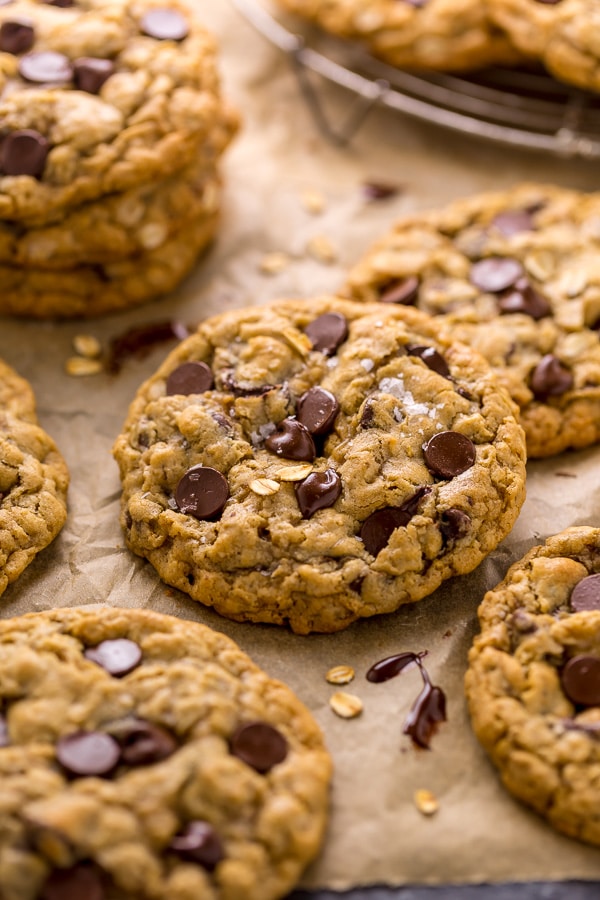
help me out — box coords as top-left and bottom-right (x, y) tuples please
(289, 883), (599, 899)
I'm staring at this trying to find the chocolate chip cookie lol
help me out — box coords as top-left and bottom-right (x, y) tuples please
(274, 0), (520, 71)
(0, 605), (331, 899)
(0, 359), (68, 596)
(343, 183), (600, 458)
(113, 297), (526, 634)
(466, 526), (600, 846)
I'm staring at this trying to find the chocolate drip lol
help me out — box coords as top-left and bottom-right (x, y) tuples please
(366, 651), (426, 683)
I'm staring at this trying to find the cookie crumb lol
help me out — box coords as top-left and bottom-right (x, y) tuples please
(330, 691), (363, 718)
(259, 252), (290, 275)
(414, 789), (439, 816)
(301, 189), (326, 214)
(65, 356), (103, 377)
(326, 665), (355, 685)
(249, 478), (280, 496)
(73, 334), (102, 359)
(307, 235), (336, 264)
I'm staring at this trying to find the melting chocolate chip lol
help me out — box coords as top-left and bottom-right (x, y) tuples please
(359, 400), (376, 429)
(470, 257), (523, 293)
(570, 574), (600, 612)
(175, 465), (229, 520)
(530, 354), (573, 399)
(166, 361), (213, 396)
(0, 19), (34, 54)
(490, 209), (535, 237)
(0, 712), (8, 747)
(296, 386), (339, 435)
(84, 639), (142, 677)
(561, 655), (600, 707)
(220, 371), (276, 397)
(108, 321), (190, 374)
(360, 487), (430, 557)
(73, 57), (115, 94)
(19, 50), (73, 83)
(230, 721), (288, 773)
(41, 865), (105, 900)
(403, 678), (447, 750)
(304, 312), (348, 355)
(424, 431), (476, 479)
(0, 129), (49, 177)
(56, 732), (120, 777)
(366, 652), (426, 683)
(379, 276), (419, 306)
(265, 418), (316, 461)
(117, 720), (177, 766)
(439, 508), (471, 546)
(295, 469), (341, 518)
(497, 277), (550, 319)
(406, 344), (450, 377)
(140, 8), (189, 40)
(169, 821), (224, 870)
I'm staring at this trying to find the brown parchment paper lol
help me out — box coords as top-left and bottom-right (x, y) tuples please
(1, 0), (600, 890)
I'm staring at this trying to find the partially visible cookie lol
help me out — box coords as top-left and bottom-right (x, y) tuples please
(113, 296), (526, 634)
(342, 183), (600, 458)
(0, 605), (332, 899)
(466, 526), (600, 846)
(275, 0), (520, 71)
(0, 359), (68, 596)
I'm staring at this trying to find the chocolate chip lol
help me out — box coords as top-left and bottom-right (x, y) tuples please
(406, 344), (450, 377)
(73, 57), (115, 94)
(43, 0), (74, 6)
(169, 821), (225, 870)
(470, 257), (523, 293)
(19, 50), (73, 84)
(0, 712), (8, 747)
(41, 865), (104, 900)
(230, 721), (288, 773)
(116, 719), (177, 766)
(561, 655), (600, 707)
(360, 487), (430, 556)
(296, 387), (339, 435)
(497, 278), (551, 319)
(424, 431), (476, 479)
(140, 8), (189, 40)
(362, 181), (400, 201)
(349, 576), (364, 594)
(0, 19), (34, 54)
(304, 312), (348, 355)
(56, 731), (120, 777)
(295, 469), (342, 518)
(166, 361), (213, 396)
(265, 418), (316, 461)
(490, 209), (535, 237)
(440, 508), (471, 546)
(379, 276), (419, 306)
(0, 129), (49, 177)
(220, 371), (276, 397)
(570, 574), (600, 612)
(84, 639), (142, 677)
(175, 465), (229, 520)
(530, 354), (573, 399)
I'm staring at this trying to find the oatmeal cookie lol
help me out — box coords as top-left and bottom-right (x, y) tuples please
(113, 297), (526, 634)
(0, 605), (331, 899)
(0, 359), (68, 597)
(343, 183), (600, 458)
(465, 526), (600, 846)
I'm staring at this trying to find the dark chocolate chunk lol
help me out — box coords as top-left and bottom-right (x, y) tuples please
(497, 277), (551, 319)
(490, 209), (535, 237)
(84, 639), (142, 677)
(230, 721), (288, 773)
(379, 276), (419, 306)
(166, 361), (213, 395)
(406, 344), (450, 377)
(0, 19), (34, 54)
(56, 731), (120, 777)
(304, 312), (348, 355)
(439, 508), (471, 546)
(175, 465), (229, 520)
(470, 257), (523, 293)
(570, 573), (600, 612)
(296, 387), (339, 435)
(19, 50), (73, 83)
(73, 57), (115, 94)
(423, 431), (476, 479)
(169, 821), (225, 870)
(561, 655), (600, 707)
(295, 469), (342, 518)
(117, 719), (177, 766)
(530, 354), (573, 399)
(359, 400), (376, 429)
(41, 865), (105, 900)
(360, 487), (430, 557)
(0, 129), (49, 177)
(265, 418), (316, 461)
(140, 8), (189, 40)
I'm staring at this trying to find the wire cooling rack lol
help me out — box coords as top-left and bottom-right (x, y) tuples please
(232, 0), (600, 158)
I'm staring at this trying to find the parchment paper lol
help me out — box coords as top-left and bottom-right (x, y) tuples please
(1, 0), (600, 890)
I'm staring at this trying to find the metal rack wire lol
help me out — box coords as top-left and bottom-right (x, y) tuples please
(232, 0), (600, 158)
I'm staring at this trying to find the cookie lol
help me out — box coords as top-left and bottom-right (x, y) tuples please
(0, 201), (219, 317)
(0, 359), (68, 597)
(0, 0), (237, 225)
(342, 182), (600, 459)
(274, 0), (520, 71)
(0, 605), (331, 899)
(113, 296), (526, 634)
(465, 525), (600, 846)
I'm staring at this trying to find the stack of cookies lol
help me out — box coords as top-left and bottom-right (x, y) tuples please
(0, 0), (238, 318)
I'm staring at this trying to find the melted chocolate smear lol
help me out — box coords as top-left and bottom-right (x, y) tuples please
(366, 651), (427, 683)
(362, 181), (401, 201)
(108, 321), (191, 374)
(220, 370), (277, 397)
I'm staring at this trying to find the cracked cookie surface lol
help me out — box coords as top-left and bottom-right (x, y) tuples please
(465, 526), (600, 846)
(0, 605), (331, 900)
(113, 297), (526, 634)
